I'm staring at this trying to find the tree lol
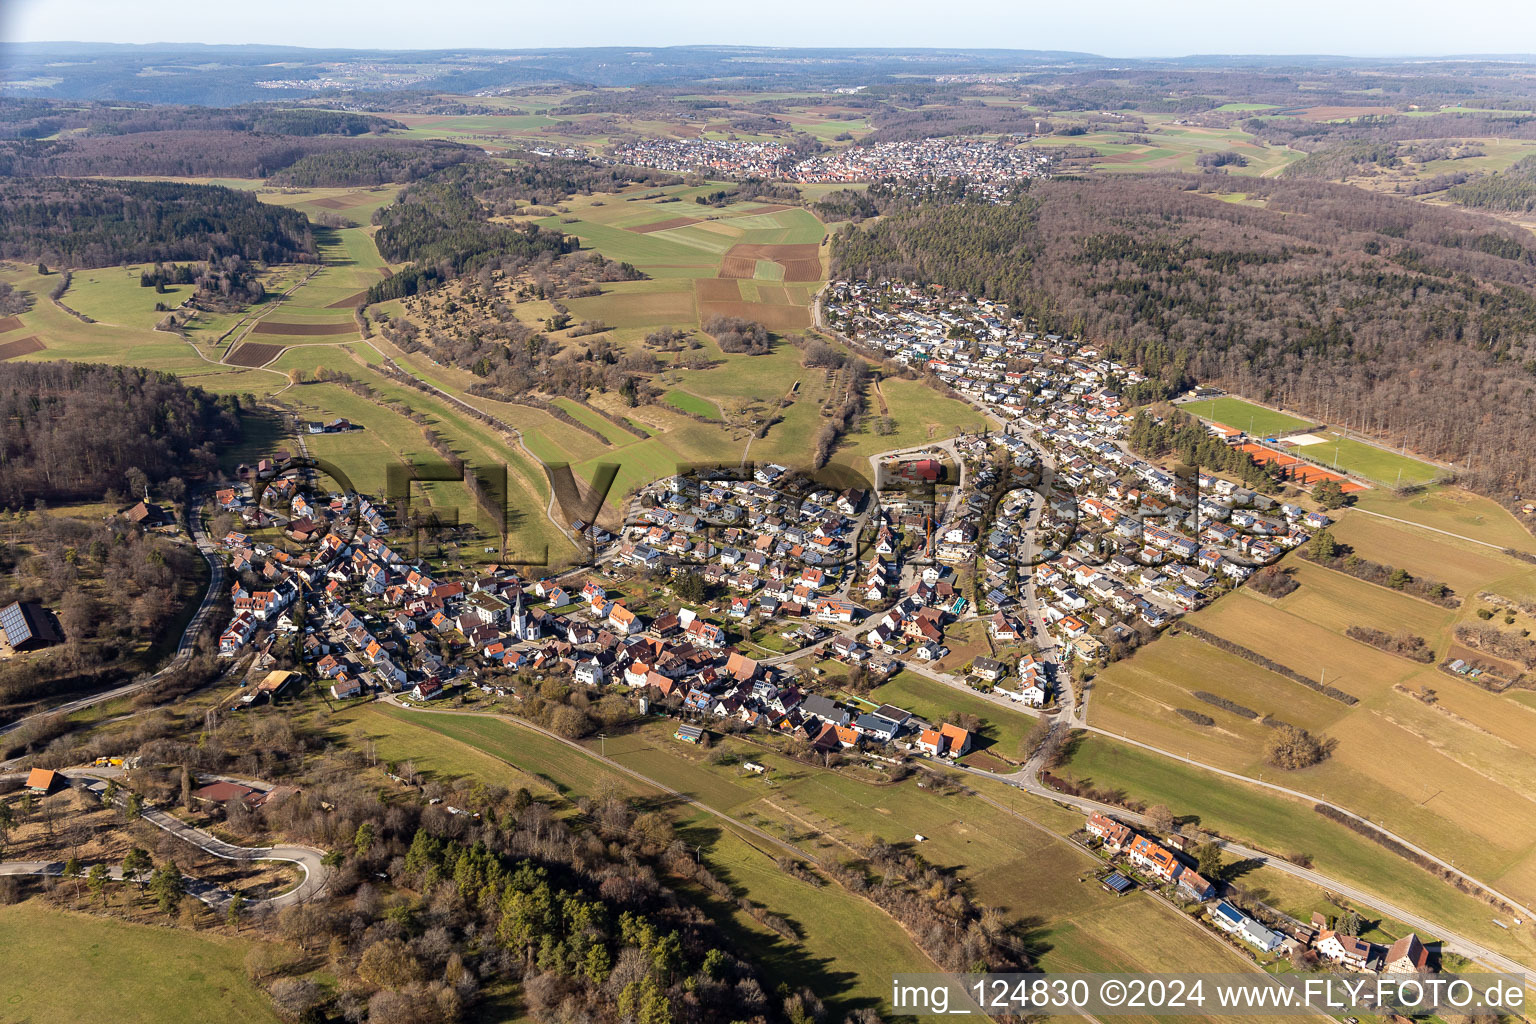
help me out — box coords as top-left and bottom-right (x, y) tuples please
(227, 891), (246, 933)
(63, 855), (82, 902)
(1388, 568), (1413, 589)
(87, 862), (110, 907)
(121, 847), (151, 891)
(1145, 804), (1175, 832)
(1308, 529), (1338, 561)
(125, 792), (142, 821)
(354, 821), (376, 857)
(150, 861), (185, 915)
(1196, 841), (1224, 881)
(358, 937), (422, 991)
(125, 466), (150, 501)
(1313, 479), (1347, 509)
(1265, 726), (1328, 770)
(268, 977), (324, 1023)
(0, 801), (12, 843)
(1337, 909), (1363, 936)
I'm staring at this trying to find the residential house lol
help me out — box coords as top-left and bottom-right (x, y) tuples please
(1316, 931), (1378, 971)
(1383, 933), (1430, 974)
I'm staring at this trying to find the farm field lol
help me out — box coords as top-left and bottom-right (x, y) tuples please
(0, 902), (280, 1024)
(1088, 491), (1536, 913)
(662, 389), (722, 419)
(339, 701), (1284, 1007)
(1053, 733), (1536, 965)
(341, 705), (935, 1014)
(592, 718), (1293, 995)
(1352, 485), (1536, 554)
(1027, 119), (1302, 176)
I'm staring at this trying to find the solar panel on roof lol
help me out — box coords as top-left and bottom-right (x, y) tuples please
(1103, 872), (1133, 893)
(0, 602), (31, 646)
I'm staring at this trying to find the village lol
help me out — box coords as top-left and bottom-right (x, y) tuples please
(208, 458), (1001, 760)
(607, 136), (1054, 192)
(203, 276), (1344, 776)
(822, 278), (1332, 663)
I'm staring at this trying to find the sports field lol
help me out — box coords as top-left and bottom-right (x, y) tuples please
(1307, 433), (1442, 486)
(1181, 396), (1312, 437)
(1183, 396), (1442, 484)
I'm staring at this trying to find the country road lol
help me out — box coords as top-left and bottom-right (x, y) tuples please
(0, 768), (330, 910)
(972, 755), (1534, 976)
(0, 493), (226, 765)
(71, 771), (329, 910)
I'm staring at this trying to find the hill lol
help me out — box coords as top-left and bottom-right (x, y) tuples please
(0, 178), (316, 268)
(0, 360), (243, 505)
(832, 173), (1536, 496)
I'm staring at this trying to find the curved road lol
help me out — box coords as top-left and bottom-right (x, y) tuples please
(0, 492), (226, 756)
(68, 770), (329, 910)
(945, 717), (1534, 975)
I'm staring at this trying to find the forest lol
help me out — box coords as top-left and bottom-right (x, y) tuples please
(1447, 155), (1536, 213)
(0, 361), (243, 506)
(832, 173), (1536, 496)
(0, 132), (482, 184)
(366, 172), (587, 301)
(0, 178), (315, 267)
(386, 156), (682, 219)
(0, 98), (401, 140)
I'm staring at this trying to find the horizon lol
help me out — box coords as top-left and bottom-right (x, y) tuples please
(6, 0), (1534, 62)
(9, 40), (1536, 62)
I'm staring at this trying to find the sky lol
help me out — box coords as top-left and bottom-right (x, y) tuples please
(5, 0), (1535, 57)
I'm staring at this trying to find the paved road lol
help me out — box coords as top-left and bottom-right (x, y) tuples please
(0, 859), (259, 910)
(0, 490), (226, 754)
(64, 770), (329, 910)
(967, 753), (1534, 975)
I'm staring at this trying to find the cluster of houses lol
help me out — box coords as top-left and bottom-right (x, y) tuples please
(619, 465), (1026, 687)
(1086, 811), (1218, 904)
(209, 469), (977, 759)
(608, 138), (797, 178)
(1088, 812), (1433, 972)
(619, 468), (869, 623)
(608, 137), (1053, 196)
(825, 280), (1330, 657)
(791, 138), (1054, 193)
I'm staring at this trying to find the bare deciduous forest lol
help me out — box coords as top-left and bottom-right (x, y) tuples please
(834, 173), (1536, 495)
